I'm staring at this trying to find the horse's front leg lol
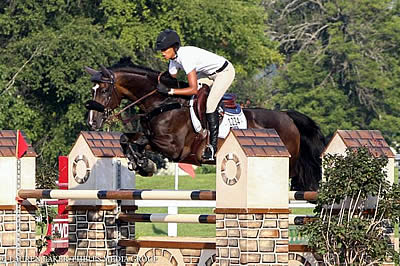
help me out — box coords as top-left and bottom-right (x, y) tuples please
(120, 133), (157, 176)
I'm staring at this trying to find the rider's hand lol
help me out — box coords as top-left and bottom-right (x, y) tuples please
(157, 83), (171, 94)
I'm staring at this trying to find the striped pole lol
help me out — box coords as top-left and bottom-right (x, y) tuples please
(118, 213), (216, 224)
(289, 191), (318, 201)
(17, 189), (216, 201)
(289, 215), (317, 225)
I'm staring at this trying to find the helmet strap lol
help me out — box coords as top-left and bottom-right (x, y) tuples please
(172, 46), (179, 59)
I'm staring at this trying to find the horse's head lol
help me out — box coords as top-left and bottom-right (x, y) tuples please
(84, 66), (121, 130)
(84, 58), (189, 131)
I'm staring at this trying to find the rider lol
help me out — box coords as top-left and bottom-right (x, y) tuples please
(155, 29), (235, 161)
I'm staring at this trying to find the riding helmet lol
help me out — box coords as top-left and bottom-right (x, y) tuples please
(155, 29), (180, 51)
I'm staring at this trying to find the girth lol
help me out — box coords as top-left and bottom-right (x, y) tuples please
(145, 102), (182, 121)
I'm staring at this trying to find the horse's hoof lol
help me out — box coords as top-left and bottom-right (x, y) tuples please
(137, 158), (148, 168)
(143, 159), (157, 174)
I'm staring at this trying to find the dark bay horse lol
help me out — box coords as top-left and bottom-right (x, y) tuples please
(84, 60), (325, 191)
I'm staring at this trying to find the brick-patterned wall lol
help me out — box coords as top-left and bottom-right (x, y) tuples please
(0, 209), (36, 264)
(181, 248), (216, 265)
(216, 212), (289, 265)
(68, 208), (135, 264)
(132, 247), (216, 266)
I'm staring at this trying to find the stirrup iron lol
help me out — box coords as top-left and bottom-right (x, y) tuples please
(202, 144), (215, 161)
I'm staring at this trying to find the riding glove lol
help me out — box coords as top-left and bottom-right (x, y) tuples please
(157, 83), (170, 94)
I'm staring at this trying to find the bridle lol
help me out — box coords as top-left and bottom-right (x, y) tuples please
(91, 71), (116, 122)
(91, 68), (158, 125)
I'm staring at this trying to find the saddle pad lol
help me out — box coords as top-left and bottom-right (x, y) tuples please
(189, 98), (202, 133)
(224, 104), (241, 114)
(218, 110), (247, 139)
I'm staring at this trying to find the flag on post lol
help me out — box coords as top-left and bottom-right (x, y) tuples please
(16, 130), (28, 159)
(178, 163), (196, 178)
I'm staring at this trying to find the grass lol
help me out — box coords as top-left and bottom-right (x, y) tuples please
(136, 172), (216, 190)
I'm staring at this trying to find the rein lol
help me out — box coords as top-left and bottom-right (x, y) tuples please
(106, 88), (158, 124)
(100, 68), (183, 126)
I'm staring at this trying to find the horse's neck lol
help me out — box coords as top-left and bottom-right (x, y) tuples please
(116, 71), (185, 112)
(117, 83), (167, 113)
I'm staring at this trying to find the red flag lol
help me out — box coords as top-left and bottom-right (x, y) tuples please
(16, 130), (28, 159)
(178, 163), (196, 178)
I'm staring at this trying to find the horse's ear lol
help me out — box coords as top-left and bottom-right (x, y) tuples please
(100, 65), (112, 78)
(84, 66), (98, 76)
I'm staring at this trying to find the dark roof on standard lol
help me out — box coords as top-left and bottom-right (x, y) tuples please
(80, 131), (125, 157)
(325, 130), (394, 158)
(230, 128), (290, 157)
(0, 130), (37, 157)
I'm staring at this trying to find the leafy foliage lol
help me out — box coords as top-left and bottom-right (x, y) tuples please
(266, 0), (400, 145)
(195, 165), (216, 175)
(301, 148), (400, 265)
(35, 205), (59, 263)
(0, 1), (280, 188)
(1, 0), (400, 189)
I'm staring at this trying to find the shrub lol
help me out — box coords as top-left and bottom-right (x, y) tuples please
(301, 147), (400, 265)
(195, 165), (216, 174)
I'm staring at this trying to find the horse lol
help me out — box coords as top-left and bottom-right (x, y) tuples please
(84, 59), (326, 191)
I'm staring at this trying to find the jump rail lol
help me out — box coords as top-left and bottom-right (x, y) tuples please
(19, 189), (317, 201)
(289, 215), (317, 225)
(18, 189), (216, 201)
(118, 213), (216, 224)
(289, 191), (318, 201)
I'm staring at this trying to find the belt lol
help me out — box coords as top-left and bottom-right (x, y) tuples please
(210, 61), (228, 75)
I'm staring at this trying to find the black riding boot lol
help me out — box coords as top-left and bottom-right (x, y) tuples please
(203, 111), (219, 160)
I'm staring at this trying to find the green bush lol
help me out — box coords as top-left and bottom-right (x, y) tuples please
(195, 165), (216, 174)
(301, 147), (400, 265)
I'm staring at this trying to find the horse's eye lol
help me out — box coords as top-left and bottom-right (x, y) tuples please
(102, 89), (108, 95)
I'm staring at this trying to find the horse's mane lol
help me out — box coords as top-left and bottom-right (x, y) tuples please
(110, 57), (187, 88)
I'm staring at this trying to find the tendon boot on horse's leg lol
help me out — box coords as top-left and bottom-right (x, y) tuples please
(137, 157), (157, 176)
(120, 134), (136, 170)
(120, 134), (142, 171)
(120, 133), (150, 171)
(203, 111), (219, 161)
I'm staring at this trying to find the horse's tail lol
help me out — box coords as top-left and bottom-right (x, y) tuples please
(286, 110), (326, 191)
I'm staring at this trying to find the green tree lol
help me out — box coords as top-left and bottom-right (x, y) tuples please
(99, 0), (283, 103)
(266, 0), (400, 145)
(0, 0), (282, 184)
(100, 0), (282, 74)
(0, 1), (127, 179)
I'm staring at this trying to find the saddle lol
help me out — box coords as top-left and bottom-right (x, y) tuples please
(192, 84), (210, 129)
(192, 88), (242, 128)
(182, 86), (246, 165)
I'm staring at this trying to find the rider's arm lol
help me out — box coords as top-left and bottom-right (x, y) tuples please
(170, 70), (198, 96)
